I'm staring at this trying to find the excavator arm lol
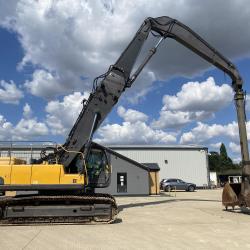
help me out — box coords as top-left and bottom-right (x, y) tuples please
(59, 17), (249, 199)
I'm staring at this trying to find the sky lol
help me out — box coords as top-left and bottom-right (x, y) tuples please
(0, 0), (250, 162)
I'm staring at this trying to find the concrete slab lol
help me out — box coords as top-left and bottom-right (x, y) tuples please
(0, 189), (250, 250)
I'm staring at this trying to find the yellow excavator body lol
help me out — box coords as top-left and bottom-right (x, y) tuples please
(0, 157), (85, 186)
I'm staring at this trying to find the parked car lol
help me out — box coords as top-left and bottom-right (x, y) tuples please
(160, 178), (196, 192)
(160, 179), (167, 189)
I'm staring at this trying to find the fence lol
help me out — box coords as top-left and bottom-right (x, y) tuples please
(0, 141), (56, 164)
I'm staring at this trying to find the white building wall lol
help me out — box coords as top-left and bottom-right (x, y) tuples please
(110, 147), (209, 187)
(209, 172), (217, 186)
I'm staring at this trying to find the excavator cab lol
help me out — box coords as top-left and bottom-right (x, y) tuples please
(64, 145), (111, 189)
(85, 147), (111, 188)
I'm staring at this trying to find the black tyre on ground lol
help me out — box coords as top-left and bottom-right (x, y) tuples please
(165, 186), (171, 192)
(187, 185), (195, 192)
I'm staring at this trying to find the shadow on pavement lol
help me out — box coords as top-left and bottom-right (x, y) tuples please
(118, 198), (221, 212)
(111, 218), (123, 224)
(223, 207), (250, 215)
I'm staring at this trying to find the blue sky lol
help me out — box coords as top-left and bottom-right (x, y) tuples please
(0, 0), (250, 162)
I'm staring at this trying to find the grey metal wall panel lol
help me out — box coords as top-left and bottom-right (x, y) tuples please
(96, 154), (149, 195)
(110, 148), (208, 187)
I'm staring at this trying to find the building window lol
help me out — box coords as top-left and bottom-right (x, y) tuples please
(117, 173), (127, 193)
(165, 160), (168, 164)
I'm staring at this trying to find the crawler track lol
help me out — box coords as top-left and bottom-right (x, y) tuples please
(0, 193), (118, 225)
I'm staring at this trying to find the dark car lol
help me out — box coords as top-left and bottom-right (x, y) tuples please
(160, 178), (196, 192)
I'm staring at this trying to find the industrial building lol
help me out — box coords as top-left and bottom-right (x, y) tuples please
(108, 145), (209, 187)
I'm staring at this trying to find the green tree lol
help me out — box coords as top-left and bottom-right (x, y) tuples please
(208, 143), (239, 172)
(219, 143), (233, 171)
(208, 151), (220, 171)
(220, 143), (228, 158)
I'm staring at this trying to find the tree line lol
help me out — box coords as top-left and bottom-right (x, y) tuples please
(208, 143), (241, 172)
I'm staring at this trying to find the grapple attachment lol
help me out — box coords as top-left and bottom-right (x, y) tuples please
(222, 182), (240, 209)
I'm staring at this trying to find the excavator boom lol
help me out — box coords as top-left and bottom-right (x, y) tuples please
(60, 17), (248, 179)
(60, 16), (250, 209)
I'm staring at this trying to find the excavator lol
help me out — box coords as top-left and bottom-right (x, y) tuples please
(0, 16), (248, 224)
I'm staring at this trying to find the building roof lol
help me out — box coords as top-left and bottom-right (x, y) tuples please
(106, 144), (208, 151)
(142, 163), (160, 171)
(95, 143), (160, 172)
(0, 141), (207, 151)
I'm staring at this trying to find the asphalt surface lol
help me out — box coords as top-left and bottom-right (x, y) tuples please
(0, 189), (250, 250)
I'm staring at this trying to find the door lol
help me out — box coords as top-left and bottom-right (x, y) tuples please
(176, 179), (186, 190)
(117, 173), (127, 193)
(149, 172), (160, 195)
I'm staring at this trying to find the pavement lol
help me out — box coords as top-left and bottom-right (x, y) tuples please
(1, 189), (250, 250)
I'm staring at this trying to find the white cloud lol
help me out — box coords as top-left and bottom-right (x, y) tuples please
(1, 0), (250, 101)
(117, 106), (148, 123)
(151, 110), (214, 130)
(1, 0), (250, 146)
(151, 77), (232, 129)
(232, 157), (242, 164)
(23, 103), (32, 118)
(95, 121), (176, 145)
(180, 121), (250, 144)
(0, 80), (23, 104)
(162, 77), (233, 112)
(210, 142), (222, 150)
(152, 110), (191, 129)
(229, 142), (241, 154)
(246, 95), (250, 112)
(126, 71), (156, 104)
(12, 103), (48, 140)
(45, 91), (89, 135)
(0, 115), (13, 140)
(95, 106), (176, 144)
(24, 70), (68, 99)
(0, 103), (48, 140)
(0, 0), (18, 28)
(13, 118), (48, 140)
(0, 91), (89, 140)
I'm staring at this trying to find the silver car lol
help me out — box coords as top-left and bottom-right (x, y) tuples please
(160, 178), (196, 192)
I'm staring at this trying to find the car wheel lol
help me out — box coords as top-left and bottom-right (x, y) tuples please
(188, 185), (195, 192)
(165, 186), (171, 192)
